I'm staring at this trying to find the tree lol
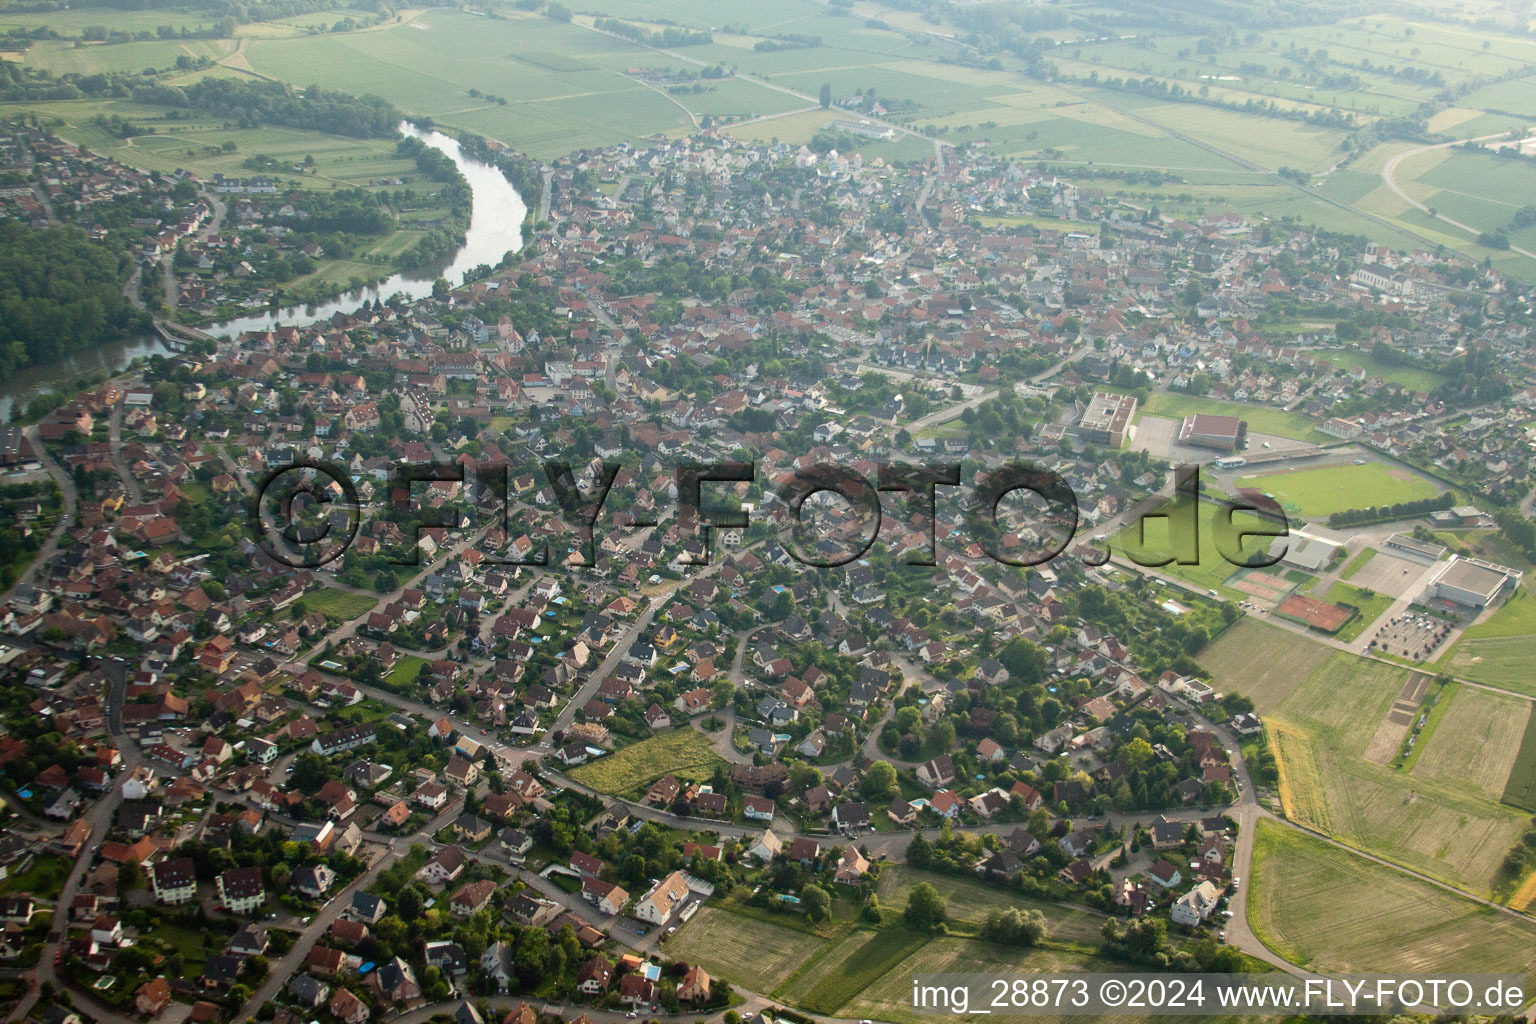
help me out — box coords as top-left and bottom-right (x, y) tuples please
(801, 883), (831, 923)
(981, 907), (1049, 947)
(861, 759), (896, 799)
(902, 881), (947, 932)
(819, 82), (832, 108)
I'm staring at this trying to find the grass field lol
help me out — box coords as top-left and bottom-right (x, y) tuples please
(567, 728), (724, 795)
(1442, 635), (1536, 696)
(1502, 712), (1536, 813)
(1198, 619), (1333, 712)
(1139, 392), (1325, 443)
(1111, 497), (1288, 599)
(666, 907), (825, 994)
(1409, 686), (1530, 800)
(1248, 820), (1536, 975)
(874, 866), (1105, 943)
(1340, 547), (1378, 580)
(1234, 463), (1440, 519)
(1322, 581), (1395, 641)
(785, 928), (928, 1011)
(1243, 651), (1531, 896)
(385, 654), (429, 687)
(303, 587), (379, 621)
(1319, 349), (1446, 391)
(840, 939), (1111, 1024)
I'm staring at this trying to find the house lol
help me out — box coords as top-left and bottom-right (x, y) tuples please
(1170, 880), (1222, 926)
(834, 848), (869, 885)
(291, 864), (336, 899)
(832, 801), (869, 834)
(581, 877), (628, 916)
(743, 795), (775, 821)
(887, 796), (917, 826)
(748, 829), (782, 862)
(348, 891), (387, 924)
(330, 987), (371, 1024)
(450, 879), (497, 917)
(634, 870), (690, 925)
(619, 974), (655, 1008)
(366, 956), (422, 1007)
(418, 845), (468, 885)
(216, 866), (265, 914)
(287, 975), (331, 1009)
(678, 965), (712, 1004)
(1148, 859), (1183, 890)
(136, 978), (173, 1016)
(577, 956), (613, 996)
(916, 755), (954, 790)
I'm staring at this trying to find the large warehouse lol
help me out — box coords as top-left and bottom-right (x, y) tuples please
(1426, 555), (1522, 608)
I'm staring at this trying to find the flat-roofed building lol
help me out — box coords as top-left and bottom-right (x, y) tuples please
(1079, 392), (1138, 449)
(1385, 533), (1447, 562)
(1427, 555), (1521, 608)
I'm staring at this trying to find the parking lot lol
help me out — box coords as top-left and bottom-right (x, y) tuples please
(1367, 611), (1454, 661)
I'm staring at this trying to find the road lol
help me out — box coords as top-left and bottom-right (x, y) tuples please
(107, 398), (145, 505)
(1381, 133), (1536, 261)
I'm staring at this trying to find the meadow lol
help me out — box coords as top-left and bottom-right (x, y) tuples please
(1234, 462), (1440, 519)
(1235, 650), (1531, 897)
(874, 865), (1105, 943)
(1247, 820), (1536, 975)
(301, 587), (379, 621)
(665, 906), (826, 995)
(566, 728), (724, 796)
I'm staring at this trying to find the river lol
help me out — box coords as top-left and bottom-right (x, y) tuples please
(0, 122), (527, 421)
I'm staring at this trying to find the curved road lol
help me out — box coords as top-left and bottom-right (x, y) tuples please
(1380, 132), (1536, 261)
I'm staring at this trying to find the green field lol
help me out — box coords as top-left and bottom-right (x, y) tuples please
(1140, 392), (1326, 443)
(666, 906), (826, 994)
(1409, 686), (1531, 801)
(1442, 634), (1536, 696)
(1502, 712), (1536, 813)
(1318, 349), (1446, 392)
(1112, 497), (1288, 599)
(1236, 650), (1530, 897)
(567, 728), (725, 795)
(841, 939), (1113, 1024)
(303, 587), (379, 621)
(1340, 547), (1377, 580)
(1248, 820), (1536, 975)
(1234, 463), (1440, 519)
(786, 928), (929, 1013)
(1199, 619), (1333, 712)
(874, 866), (1105, 943)
(1322, 581), (1394, 641)
(385, 654), (430, 687)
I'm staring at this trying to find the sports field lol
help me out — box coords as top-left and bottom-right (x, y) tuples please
(1234, 463), (1440, 519)
(1111, 498), (1287, 599)
(1321, 581), (1395, 641)
(567, 728), (724, 796)
(1248, 820), (1536, 975)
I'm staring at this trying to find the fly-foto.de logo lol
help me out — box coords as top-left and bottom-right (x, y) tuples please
(249, 458), (1290, 573)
